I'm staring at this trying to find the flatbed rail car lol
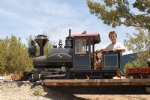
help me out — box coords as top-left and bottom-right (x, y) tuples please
(43, 79), (150, 87)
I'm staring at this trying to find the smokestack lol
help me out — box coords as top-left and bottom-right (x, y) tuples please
(35, 35), (48, 56)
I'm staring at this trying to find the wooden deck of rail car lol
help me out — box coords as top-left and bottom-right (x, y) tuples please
(44, 79), (150, 86)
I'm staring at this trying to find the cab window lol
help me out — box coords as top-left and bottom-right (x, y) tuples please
(75, 39), (87, 54)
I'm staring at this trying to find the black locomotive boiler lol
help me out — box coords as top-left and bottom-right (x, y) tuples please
(28, 29), (122, 82)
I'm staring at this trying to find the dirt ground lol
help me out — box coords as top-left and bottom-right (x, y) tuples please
(0, 75), (150, 100)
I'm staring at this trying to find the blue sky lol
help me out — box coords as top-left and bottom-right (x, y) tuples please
(0, 0), (137, 54)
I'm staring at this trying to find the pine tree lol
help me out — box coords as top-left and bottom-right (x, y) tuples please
(87, 0), (150, 30)
(0, 35), (34, 75)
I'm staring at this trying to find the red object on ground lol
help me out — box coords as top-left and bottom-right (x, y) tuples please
(126, 68), (150, 78)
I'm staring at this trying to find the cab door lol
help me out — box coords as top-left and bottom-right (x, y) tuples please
(73, 38), (91, 70)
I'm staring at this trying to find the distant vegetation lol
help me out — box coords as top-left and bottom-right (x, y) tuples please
(124, 29), (149, 73)
(0, 35), (52, 75)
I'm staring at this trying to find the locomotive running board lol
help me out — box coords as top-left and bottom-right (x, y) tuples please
(43, 79), (150, 86)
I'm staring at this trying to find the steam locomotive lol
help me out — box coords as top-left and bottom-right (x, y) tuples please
(27, 29), (150, 82)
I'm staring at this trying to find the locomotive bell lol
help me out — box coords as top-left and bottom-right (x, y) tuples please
(35, 35), (48, 56)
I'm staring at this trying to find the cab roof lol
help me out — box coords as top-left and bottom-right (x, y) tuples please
(71, 33), (101, 44)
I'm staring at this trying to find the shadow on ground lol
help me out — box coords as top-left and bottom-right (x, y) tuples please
(44, 87), (89, 100)
(42, 85), (150, 100)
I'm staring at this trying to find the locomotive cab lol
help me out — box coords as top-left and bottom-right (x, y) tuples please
(71, 32), (100, 70)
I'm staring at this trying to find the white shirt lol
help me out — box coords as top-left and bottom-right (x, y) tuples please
(105, 42), (126, 51)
